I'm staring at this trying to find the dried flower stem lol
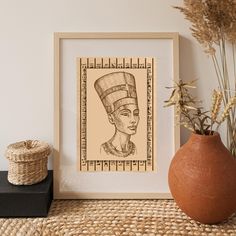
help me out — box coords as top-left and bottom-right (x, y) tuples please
(164, 80), (225, 135)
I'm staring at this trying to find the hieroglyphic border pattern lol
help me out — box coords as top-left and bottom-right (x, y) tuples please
(79, 57), (154, 172)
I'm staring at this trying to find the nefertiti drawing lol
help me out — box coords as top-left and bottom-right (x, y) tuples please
(94, 72), (140, 158)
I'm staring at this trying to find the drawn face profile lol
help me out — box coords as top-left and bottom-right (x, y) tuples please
(108, 104), (139, 135)
(94, 72), (139, 158)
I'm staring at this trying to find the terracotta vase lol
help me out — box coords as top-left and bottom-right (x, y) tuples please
(169, 132), (236, 224)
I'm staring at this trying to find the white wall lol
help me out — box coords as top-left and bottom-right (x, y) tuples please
(0, 0), (219, 170)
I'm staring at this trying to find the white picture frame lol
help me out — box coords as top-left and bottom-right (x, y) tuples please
(54, 32), (180, 199)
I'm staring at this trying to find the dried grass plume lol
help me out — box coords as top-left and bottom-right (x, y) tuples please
(174, 0), (236, 155)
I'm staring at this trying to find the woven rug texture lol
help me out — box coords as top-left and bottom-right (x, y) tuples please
(0, 200), (236, 236)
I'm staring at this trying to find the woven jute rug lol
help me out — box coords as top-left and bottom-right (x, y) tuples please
(0, 200), (236, 236)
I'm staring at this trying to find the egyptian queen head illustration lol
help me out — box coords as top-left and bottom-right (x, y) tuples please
(94, 72), (140, 158)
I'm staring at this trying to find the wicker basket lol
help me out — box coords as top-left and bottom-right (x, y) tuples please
(5, 140), (51, 185)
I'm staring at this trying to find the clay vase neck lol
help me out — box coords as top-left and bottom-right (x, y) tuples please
(186, 132), (223, 157)
(188, 131), (222, 145)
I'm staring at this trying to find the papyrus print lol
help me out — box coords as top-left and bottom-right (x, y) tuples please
(77, 57), (155, 172)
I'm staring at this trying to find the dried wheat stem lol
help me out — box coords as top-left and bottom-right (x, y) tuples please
(219, 97), (236, 123)
(211, 90), (223, 122)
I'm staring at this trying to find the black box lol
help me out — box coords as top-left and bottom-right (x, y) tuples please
(0, 170), (53, 217)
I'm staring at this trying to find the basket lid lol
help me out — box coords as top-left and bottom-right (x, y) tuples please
(5, 140), (51, 162)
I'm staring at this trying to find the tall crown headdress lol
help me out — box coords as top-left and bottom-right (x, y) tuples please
(94, 72), (138, 114)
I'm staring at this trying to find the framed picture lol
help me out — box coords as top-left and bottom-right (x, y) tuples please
(54, 32), (180, 199)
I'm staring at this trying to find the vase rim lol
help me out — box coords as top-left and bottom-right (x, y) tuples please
(190, 131), (220, 142)
(191, 131), (219, 136)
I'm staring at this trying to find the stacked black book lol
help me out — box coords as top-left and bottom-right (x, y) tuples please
(0, 170), (53, 217)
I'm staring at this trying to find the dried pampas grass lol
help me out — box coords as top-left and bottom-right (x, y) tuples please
(175, 0), (236, 156)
